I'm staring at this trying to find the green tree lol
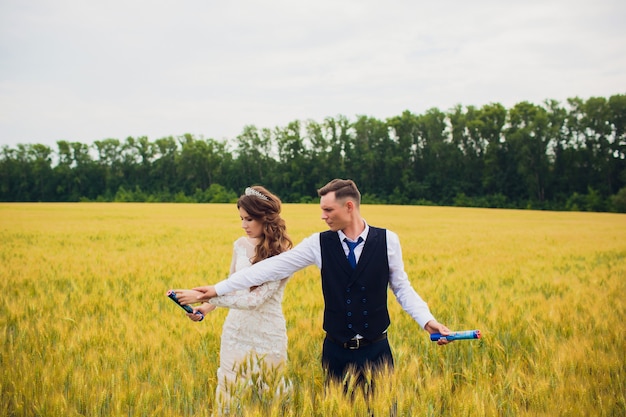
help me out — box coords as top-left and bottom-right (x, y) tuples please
(234, 125), (276, 189)
(448, 105), (490, 198)
(177, 134), (231, 195)
(122, 136), (155, 193)
(94, 138), (123, 199)
(582, 96), (615, 195)
(151, 136), (180, 196)
(54, 140), (75, 201)
(274, 120), (311, 200)
(414, 108), (456, 203)
(387, 110), (422, 203)
(607, 94), (626, 193)
(478, 103), (509, 200)
(0, 146), (21, 200)
(506, 102), (551, 204)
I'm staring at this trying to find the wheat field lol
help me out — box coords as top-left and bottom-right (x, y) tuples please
(1, 203), (624, 416)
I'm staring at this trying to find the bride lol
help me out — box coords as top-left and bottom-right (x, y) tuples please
(177, 186), (293, 414)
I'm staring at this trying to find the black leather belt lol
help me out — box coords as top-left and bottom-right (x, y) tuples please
(326, 333), (387, 350)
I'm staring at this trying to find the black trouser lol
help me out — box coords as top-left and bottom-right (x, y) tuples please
(322, 335), (394, 383)
(323, 335), (397, 416)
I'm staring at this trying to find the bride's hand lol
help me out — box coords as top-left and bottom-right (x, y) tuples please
(185, 303), (216, 321)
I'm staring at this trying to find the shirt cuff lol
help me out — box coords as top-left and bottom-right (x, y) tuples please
(214, 281), (229, 296)
(418, 314), (436, 330)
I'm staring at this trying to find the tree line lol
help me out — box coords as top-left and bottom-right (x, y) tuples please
(2, 94), (626, 212)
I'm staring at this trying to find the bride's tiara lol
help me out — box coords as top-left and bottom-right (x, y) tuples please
(245, 187), (269, 201)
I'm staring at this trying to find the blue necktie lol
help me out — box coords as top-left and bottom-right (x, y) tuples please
(344, 237), (363, 269)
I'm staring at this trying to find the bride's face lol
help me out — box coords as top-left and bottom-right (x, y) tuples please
(239, 207), (263, 239)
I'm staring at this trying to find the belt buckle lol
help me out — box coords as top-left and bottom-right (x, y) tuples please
(346, 338), (360, 350)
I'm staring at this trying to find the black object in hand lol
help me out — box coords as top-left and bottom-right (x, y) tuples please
(166, 290), (204, 321)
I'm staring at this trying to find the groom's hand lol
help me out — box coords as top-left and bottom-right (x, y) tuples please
(425, 320), (452, 345)
(193, 285), (217, 301)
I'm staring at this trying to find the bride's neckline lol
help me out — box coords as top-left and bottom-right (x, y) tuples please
(244, 237), (259, 247)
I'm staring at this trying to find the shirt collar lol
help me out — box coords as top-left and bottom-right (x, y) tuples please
(338, 220), (369, 243)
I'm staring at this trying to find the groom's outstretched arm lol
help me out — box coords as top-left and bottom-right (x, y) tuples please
(197, 233), (320, 301)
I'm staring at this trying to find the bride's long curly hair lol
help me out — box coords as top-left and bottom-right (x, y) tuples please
(237, 186), (293, 264)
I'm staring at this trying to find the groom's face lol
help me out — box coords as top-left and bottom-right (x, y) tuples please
(320, 191), (351, 232)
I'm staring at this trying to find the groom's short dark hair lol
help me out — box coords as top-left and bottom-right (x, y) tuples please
(317, 179), (361, 206)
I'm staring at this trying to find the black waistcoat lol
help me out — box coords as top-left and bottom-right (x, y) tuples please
(320, 226), (390, 342)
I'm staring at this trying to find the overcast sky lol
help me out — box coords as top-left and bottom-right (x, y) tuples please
(1, 0), (625, 149)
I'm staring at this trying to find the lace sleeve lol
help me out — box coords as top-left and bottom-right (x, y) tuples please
(209, 279), (284, 310)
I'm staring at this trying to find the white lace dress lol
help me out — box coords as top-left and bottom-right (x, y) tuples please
(209, 237), (290, 412)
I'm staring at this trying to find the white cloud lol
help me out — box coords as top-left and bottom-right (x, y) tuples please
(1, 0), (625, 148)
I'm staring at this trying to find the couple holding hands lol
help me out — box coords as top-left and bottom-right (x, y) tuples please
(172, 179), (450, 414)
